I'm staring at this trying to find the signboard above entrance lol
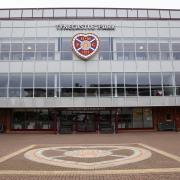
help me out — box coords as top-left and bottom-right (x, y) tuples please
(56, 24), (115, 31)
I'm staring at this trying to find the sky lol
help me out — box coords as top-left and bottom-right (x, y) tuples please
(0, 0), (180, 9)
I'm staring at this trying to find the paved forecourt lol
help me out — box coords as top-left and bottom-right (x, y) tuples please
(0, 132), (180, 179)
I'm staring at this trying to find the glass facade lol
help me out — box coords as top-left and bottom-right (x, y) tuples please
(12, 109), (54, 130)
(117, 108), (152, 129)
(0, 72), (178, 97)
(1, 8), (180, 132)
(1, 37), (180, 61)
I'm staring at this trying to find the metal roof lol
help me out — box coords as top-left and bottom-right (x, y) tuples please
(0, 8), (180, 20)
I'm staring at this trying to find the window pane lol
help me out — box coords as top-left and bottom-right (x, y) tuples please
(113, 73), (124, 87)
(61, 52), (72, 60)
(149, 52), (160, 60)
(116, 43), (123, 51)
(47, 88), (59, 97)
(160, 43), (169, 51)
(86, 73), (98, 87)
(164, 87), (175, 96)
(124, 52), (135, 60)
(163, 73), (173, 86)
(22, 74), (33, 87)
(60, 74), (72, 87)
(9, 88), (20, 97)
(151, 87), (163, 96)
(138, 73), (149, 86)
(21, 88), (33, 97)
(73, 88), (85, 97)
(9, 74), (21, 87)
(133, 108), (143, 128)
(117, 88), (125, 96)
(126, 88), (137, 96)
(125, 73), (137, 87)
(34, 74), (46, 87)
(61, 38), (71, 51)
(60, 88), (72, 97)
(136, 52), (147, 60)
(175, 72), (180, 86)
(11, 52), (22, 60)
(172, 43), (180, 51)
(23, 43), (35, 51)
(36, 52), (47, 60)
(0, 74), (8, 87)
(148, 43), (159, 51)
(73, 74), (85, 87)
(143, 108), (153, 128)
(136, 43), (147, 51)
(0, 88), (7, 97)
(47, 73), (59, 87)
(100, 88), (112, 96)
(87, 88), (98, 97)
(48, 43), (55, 51)
(1, 43), (10, 51)
(113, 88), (124, 97)
(23, 52), (35, 60)
(99, 52), (111, 60)
(34, 88), (46, 97)
(99, 73), (111, 87)
(1, 52), (10, 60)
(150, 73), (162, 86)
(173, 52), (180, 60)
(138, 88), (150, 96)
(36, 43), (47, 51)
(11, 43), (22, 51)
(99, 38), (110, 51)
(124, 43), (135, 51)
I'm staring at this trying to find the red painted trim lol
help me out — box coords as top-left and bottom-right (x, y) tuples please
(11, 129), (54, 131)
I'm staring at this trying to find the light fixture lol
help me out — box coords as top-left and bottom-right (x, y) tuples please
(139, 46), (144, 50)
(27, 46), (32, 50)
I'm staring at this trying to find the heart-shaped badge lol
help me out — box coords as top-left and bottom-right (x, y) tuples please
(72, 33), (99, 60)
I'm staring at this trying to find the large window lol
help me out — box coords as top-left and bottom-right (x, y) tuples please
(1, 36), (180, 61)
(138, 73), (150, 96)
(9, 73), (21, 97)
(118, 108), (153, 129)
(125, 73), (137, 96)
(150, 73), (163, 96)
(12, 109), (54, 130)
(60, 73), (72, 97)
(61, 38), (72, 60)
(0, 72), (178, 98)
(99, 38), (111, 60)
(86, 73), (98, 97)
(34, 74), (46, 97)
(172, 42), (180, 60)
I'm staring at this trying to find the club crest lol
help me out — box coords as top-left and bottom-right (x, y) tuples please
(72, 33), (99, 60)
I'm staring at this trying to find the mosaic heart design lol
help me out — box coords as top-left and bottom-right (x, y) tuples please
(72, 33), (99, 60)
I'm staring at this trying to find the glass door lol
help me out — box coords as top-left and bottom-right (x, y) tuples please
(75, 113), (96, 132)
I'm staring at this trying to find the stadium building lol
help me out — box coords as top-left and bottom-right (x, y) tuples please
(0, 8), (180, 133)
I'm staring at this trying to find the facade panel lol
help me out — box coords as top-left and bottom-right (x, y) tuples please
(0, 8), (180, 132)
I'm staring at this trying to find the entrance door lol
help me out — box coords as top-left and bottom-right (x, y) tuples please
(75, 113), (96, 132)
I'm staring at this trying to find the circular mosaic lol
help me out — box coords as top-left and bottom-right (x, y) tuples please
(24, 145), (152, 169)
(64, 149), (112, 158)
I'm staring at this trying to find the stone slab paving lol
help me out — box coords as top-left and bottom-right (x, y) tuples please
(0, 132), (180, 179)
(0, 174), (180, 180)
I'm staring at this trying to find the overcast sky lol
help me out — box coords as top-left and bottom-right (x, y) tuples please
(0, 0), (180, 9)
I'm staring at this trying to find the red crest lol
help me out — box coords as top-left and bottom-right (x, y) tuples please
(72, 33), (99, 60)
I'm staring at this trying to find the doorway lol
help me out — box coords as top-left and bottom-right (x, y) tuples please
(75, 113), (96, 132)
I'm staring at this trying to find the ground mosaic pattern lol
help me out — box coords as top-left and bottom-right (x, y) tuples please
(24, 145), (152, 169)
(0, 133), (180, 179)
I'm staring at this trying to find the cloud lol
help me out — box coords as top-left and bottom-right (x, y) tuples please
(0, 0), (180, 9)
